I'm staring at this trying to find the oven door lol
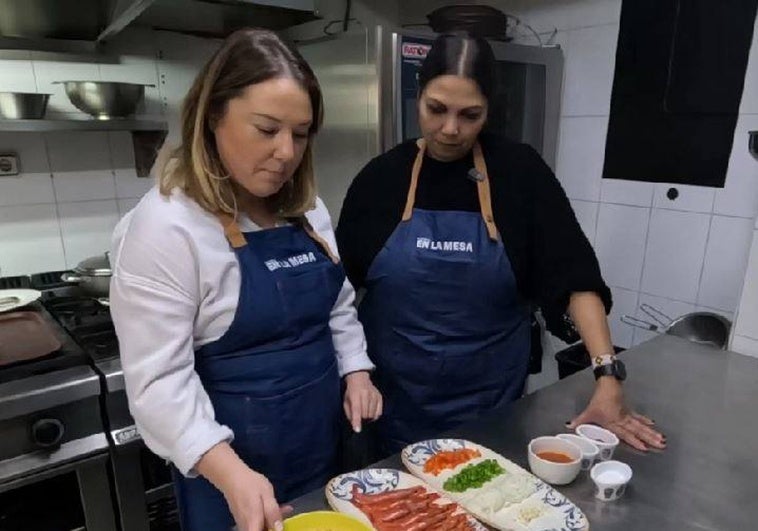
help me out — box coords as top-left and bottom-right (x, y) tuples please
(0, 366), (117, 531)
(0, 447), (116, 531)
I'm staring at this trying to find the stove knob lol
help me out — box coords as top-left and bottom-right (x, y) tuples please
(32, 418), (65, 448)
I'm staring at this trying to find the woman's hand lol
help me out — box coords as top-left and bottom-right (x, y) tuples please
(343, 371), (383, 433)
(196, 443), (291, 531)
(221, 467), (292, 531)
(567, 377), (666, 451)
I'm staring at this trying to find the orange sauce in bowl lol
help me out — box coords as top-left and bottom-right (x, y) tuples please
(536, 451), (574, 463)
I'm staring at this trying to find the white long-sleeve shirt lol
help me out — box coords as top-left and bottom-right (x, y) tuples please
(109, 187), (374, 476)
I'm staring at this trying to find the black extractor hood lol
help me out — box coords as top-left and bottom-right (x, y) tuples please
(0, 0), (318, 51)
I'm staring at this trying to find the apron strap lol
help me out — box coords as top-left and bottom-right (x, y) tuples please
(402, 139), (426, 221)
(473, 143), (499, 241)
(215, 212), (340, 264)
(402, 139), (499, 241)
(216, 212), (247, 249)
(299, 217), (340, 265)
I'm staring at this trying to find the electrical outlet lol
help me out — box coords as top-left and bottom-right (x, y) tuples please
(0, 154), (19, 176)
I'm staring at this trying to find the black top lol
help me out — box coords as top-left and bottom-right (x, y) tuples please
(335, 134), (612, 339)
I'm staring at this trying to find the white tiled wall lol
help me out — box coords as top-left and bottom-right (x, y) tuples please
(399, 2), (758, 356)
(0, 29), (218, 277)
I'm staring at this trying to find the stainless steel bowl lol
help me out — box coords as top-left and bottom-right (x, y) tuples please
(55, 81), (151, 119)
(0, 92), (50, 119)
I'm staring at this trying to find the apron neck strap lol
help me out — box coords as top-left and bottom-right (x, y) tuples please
(214, 212), (340, 264)
(402, 139), (499, 241)
(216, 212), (247, 249)
(402, 139), (427, 222)
(473, 142), (499, 241)
(298, 217), (340, 264)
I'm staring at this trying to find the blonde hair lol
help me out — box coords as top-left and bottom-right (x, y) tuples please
(158, 28), (323, 218)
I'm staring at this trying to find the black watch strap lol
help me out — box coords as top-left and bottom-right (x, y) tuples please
(593, 359), (627, 381)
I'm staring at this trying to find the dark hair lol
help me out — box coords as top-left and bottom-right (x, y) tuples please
(418, 33), (495, 100)
(160, 28), (323, 217)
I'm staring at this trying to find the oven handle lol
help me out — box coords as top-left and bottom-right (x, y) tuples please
(0, 433), (109, 487)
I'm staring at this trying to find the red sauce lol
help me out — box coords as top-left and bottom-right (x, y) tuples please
(537, 451), (574, 463)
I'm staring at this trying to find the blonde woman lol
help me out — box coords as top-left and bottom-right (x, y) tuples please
(110, 29), (382, 531)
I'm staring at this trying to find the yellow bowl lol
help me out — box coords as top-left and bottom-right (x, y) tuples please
(284, 511), (371, 531)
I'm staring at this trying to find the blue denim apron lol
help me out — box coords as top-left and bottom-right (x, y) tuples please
(359, 140), (530, 454)
(173, 215), (344, 530)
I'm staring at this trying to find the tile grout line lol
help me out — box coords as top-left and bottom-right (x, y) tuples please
(635, 205), (654, 294)
(693, 213), (715, 308)
(631, 204), (654, 345)
(42, 133), (69, 269)
(608, 283), (736, 316)
(569, 195), (755, 219)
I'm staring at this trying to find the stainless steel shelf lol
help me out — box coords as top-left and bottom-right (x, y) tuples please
(0, 119), (168, 132)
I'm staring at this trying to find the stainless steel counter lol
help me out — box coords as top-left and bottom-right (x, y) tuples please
(289, 335), (758, 530)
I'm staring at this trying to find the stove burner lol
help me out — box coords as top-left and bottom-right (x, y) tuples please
(41, 289), (120, 362)
(0, 275), (31, 290)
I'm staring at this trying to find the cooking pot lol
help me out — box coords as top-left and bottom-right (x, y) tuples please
(61, 252), (111, 297)
(621, 303), (731, 350)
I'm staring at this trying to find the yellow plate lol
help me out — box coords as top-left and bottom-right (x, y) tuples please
(284, 511), (371, 531)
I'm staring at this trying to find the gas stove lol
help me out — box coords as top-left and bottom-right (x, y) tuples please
(1, 271), (177, 530)
(0, 273), (117, 530)
(30, 272), (177, 530)
(29, 276), (137, 446)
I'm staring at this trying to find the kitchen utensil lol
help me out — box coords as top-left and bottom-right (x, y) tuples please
(575, 424), (619, 461)
(0, 311), (62, 366)
(557, 433), (600, 470)
(0, 289), (41, 313)
(0, 92), (50, 119)
(96, 298), (110, 307)
(621, 303), (731, 349)
(53, 81), (152, 119)
(527, 436), (582, 485)
(60, 252), (111, 297)
(590, 460), (632, 502)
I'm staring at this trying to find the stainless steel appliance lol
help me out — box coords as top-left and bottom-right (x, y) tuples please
(0, 275), (118, 531)
(385, 30), (563, 169)
(297, 26), (564, 219)
(36, 275), (177, 531)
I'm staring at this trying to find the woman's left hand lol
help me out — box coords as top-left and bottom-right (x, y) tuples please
(567, 377), (667, 451)
(343, 371), (383, 433)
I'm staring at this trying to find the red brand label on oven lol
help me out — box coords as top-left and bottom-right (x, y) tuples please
(402, 42), (431, 59)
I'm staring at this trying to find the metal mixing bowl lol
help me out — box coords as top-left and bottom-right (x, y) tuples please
(55, 81), (151, 119)
(0, 92), (50, 119)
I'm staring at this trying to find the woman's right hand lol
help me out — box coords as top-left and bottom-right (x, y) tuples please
(221, 467), (287, 531)
(196, 442), (290, 531)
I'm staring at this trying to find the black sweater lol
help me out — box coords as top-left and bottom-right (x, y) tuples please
(335, 134), (612, 340)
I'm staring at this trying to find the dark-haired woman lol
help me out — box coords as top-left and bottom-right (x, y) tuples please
(110, 29), (381, 531)
(336, 33), (665, 456)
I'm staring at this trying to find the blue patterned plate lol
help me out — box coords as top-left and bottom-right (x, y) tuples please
(325, 468), (488, 530)
(401, 440), (589, 531)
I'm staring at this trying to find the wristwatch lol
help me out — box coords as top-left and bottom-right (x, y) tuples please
(593, 358), (627, 381)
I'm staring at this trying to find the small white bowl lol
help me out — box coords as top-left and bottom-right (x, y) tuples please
(557, 433), (600, 470)
(575, 424), (619, 461)
(590, 460), (633, 501)
(527, 436), (582, 485)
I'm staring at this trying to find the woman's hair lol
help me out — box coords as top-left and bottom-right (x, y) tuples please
(159, 28), (323, 217)
(418, 33), (495, 100)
